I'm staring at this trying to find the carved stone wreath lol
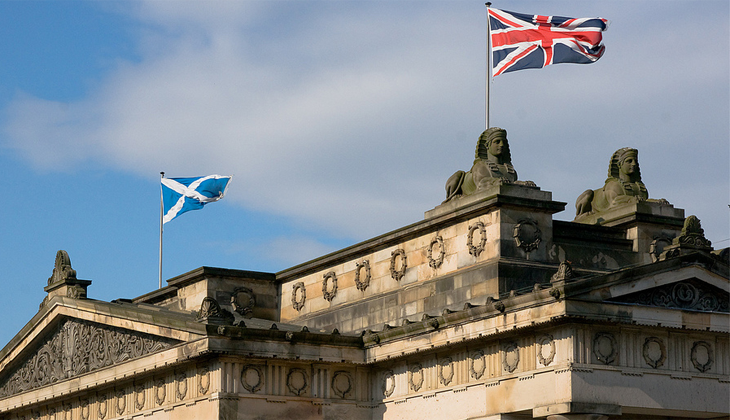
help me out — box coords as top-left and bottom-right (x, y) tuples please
(408, 364), (424, 392)
(287, 368), (308, 396)
(593, 332), (617, 365)
(135, 385), (145, 411)
(502, 342), (520, 373)
(80, 399), (90, 420)
(116, 390), (126, 415)
(691, 341), (714, 372)
(642, 337), (666, 369)
(176, 373), (188, 401)
(331, 371), (353, 399)
(513, 219), (542, 253)
(467, 222), (487, 257)
(322, 271), (338, 301)
(241, 365), (264, 393)
(428, 236), (445, 269)
(231, 287), (256, 318)
(438, 357), (454, 386)
(355, 260), (371, 291)
(155, 379), (166, 406)
(390, 249), (407, 281)
(537, 334), (556, 367)
(649, 236), (673, 262)
(382, 370), (395, 397)
(291, 282), (306, 311)
(198, 366), (210, 395)
(97, 396), (107, 420)
(469, 350), (486, 379)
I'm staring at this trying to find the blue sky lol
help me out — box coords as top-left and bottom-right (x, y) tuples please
(1, 1), (728, 347)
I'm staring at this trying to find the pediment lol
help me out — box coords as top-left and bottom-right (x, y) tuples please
(578, 262), (729, 313)
(607, 277), (729, 313)
(0, 317), (181, 398)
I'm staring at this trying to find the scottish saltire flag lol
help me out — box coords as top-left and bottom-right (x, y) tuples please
(489, 8), (608, 77)
(161, 175), (231, 224)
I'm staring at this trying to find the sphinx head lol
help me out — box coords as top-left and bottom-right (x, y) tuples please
(475, 127), (511, 164)
(609, 147), (642, 182)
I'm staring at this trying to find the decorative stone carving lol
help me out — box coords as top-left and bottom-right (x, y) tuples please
(80, 399), (90, 420)
(382, 370), (395, 397)
(642, 337), (666, 369)
(649, 236), (673, 262)
(134, 385), (145, 410)
(428, 236), (445, 269)
(691, 341), (713, 372)
(291, 282), (306, 311)
(551, 261), (575, 283)
(537, 335), (556, 366)
(97, 396), (107, 420)
(502, 342), (520, 373)
(467, 222), (487, 257)
(48, 250), (77, 285)
(0, 319), (177, 398)
(660, 216), (713, 261)
(593, 332), (617, 365)
(408, 364), (424, 392)
(575, 147), (652, 221)
(513, 219), (542, 253)
(438, 357), (454, 386)
(241, 365), (264, 393)
(676, 215), (712, 248)
(322, 271), (338, 301)
(155, 379), (166, 406)
(286, 368), (308, 396)
(176, 373), (187, 401)
(196, 297), (234, 325)
(354, 260), (371, 291)
(390, 249), (407, 281)
(116, 390), (126, 415)
(198, 366), (210, 395)
(611, 280), (728, 313)
(444, 128), (535, 202)
(66, 284), (86, 299)
(331, 371), (353, 399)
(230, 287), (255, 318)
(469, 350), (486, 379)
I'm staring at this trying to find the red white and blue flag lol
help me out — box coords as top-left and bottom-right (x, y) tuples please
(489, 8), (608, 77)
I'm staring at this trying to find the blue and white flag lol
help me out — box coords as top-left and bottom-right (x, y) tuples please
(161, 175), (231, 224)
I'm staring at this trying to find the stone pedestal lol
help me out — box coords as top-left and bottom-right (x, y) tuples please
(573, 200), (685, 264)
(426, 183), (566, 263)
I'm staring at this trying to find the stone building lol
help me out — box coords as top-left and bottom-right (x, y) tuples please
(0, 138), (728, 420)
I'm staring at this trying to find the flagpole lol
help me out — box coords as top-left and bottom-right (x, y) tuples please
(159, 171), (165, 289)
(485, 2), (492, 130)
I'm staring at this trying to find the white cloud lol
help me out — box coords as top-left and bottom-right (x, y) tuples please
(3, 1), (728, 245)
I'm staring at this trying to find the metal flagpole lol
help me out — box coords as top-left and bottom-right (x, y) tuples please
(159, 171), (165, 289)
(485, 2), (492, 130)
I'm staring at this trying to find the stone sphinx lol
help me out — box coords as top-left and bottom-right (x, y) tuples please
(444, 127), (533, 202)
(575, 147), (667, 221)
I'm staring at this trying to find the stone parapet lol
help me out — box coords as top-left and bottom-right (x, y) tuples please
(278, 184), (567, 332)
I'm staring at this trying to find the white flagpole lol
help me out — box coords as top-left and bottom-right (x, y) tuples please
(159, 171), (165, 289)
(485, 2), (492, 130)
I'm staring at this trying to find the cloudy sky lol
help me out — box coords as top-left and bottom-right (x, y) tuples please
(1, 1), (727, 346)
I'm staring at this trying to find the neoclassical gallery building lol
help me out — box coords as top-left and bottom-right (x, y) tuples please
(0, 135), (727, 420)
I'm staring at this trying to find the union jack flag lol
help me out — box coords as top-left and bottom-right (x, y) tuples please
(489, 8), (608, 77)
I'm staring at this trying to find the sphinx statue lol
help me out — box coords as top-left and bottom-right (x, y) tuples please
(575, 147), (651, 219)
(444, 127), (533, 202)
